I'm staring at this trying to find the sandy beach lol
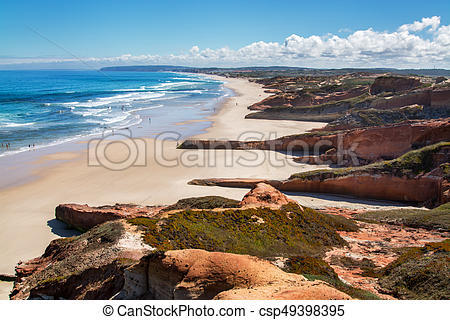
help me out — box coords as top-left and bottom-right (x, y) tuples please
(0, 76), (410, 299)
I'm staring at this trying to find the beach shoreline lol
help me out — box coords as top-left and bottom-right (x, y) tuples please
(0, 75), (413, 299)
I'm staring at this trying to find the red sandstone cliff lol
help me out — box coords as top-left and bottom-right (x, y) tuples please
(180, 118), (450, 165)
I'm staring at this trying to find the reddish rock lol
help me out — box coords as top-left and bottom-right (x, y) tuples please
(370, 76), (422, 95)
(239, 182), (297, 208)
(55, 203), (163, 231)
(317, 207), (367, 219)
(324, 220), (448, 298)
(339, 118), (450, 162)
(181, 118), (450, 165)
(430, 88), (450, 108)
(147, 249), (351, 300)
(190, 175), (440, 203)
(368, 90), (431, 110)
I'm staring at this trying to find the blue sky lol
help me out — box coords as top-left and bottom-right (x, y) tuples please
(1, 0), (450, 68)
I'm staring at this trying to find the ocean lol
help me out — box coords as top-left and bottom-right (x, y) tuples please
(0, 70), (229, 157)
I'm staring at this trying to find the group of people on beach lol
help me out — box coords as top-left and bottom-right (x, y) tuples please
(0, 143), (36, 151)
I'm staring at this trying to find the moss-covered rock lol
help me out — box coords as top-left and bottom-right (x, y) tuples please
(164, 196), (240, 211)
(129, 203), (349, 257)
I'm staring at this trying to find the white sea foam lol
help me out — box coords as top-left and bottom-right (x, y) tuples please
(71, 108), (109, 117)
(150, 81), (195, 90)
(67, 92), (166, 108)
(130, 104), (164, 112)
(112, 86), (147, 92)
(1, 122), (36, 128)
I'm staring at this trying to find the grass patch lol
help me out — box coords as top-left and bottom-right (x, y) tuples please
(163, 196), (240, 211)
(355, 203), (450, 231)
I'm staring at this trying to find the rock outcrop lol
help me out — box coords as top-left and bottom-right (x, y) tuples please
(146, 249), (351, 300)
(369, 76), (422, 95)
(55, 203), (162, 232)
(11, 221), (154, 300)
(239, 182), (297, 208)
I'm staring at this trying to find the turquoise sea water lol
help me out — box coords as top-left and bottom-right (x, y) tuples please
(0, 70), (228, 156)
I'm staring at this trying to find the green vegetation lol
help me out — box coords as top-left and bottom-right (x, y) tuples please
(356, 203), (450, 231)
(289, 142), (450, 180)
(163, 196), (240, 211)
(320, 212), (359, 232)
(330, 255), (377, 271)
(341, 77), (375, 89)
(441, 163), (450, 179)
(129, 203), (354, 257)
(285, 256), (337, 280)
(377, 240), (450, 299)
(284, 256), (381, 300)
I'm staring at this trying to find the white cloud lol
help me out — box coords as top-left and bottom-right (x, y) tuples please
(398, 16), (441, 32)
(1, 16), (449, 69)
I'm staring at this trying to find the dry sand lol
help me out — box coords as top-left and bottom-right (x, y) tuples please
(0, 76), (410, 298)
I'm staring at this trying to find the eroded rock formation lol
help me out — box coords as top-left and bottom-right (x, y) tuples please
(180, 119), (450, 166)
(55, 203), (163, 232)
(145, 250), (351, 300)
(369, 76), (422, 95)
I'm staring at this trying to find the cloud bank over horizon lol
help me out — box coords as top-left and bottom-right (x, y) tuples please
(2, 16), (450, 69)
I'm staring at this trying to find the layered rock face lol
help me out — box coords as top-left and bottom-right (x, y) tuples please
(245, 73), (450, 123)
(190, 176), (439, 203)
(331, 118), (450, 163)
(180, 118), (450, 166)
(367, 88), (450, 110)
(189, 142), (450, 205)
(369, 76), (422, 95)
(249, 86), (368, 111)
